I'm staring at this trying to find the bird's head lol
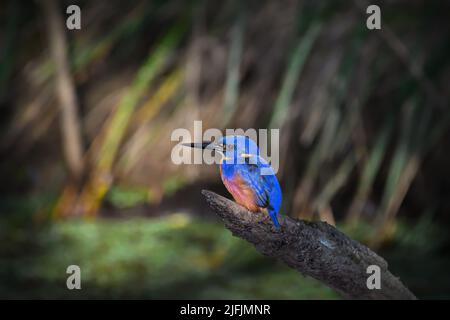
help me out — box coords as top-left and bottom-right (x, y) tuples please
(182, 135), (259, 164)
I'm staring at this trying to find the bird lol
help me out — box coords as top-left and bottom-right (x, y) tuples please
(183, 135), (282, 229)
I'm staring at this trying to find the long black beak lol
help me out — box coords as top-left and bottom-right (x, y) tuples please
(182, 141), (217, 150)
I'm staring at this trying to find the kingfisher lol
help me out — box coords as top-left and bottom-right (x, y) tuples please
(183, 135), (282, 230)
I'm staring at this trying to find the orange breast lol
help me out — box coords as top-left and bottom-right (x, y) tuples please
(221, 173), (260, 212)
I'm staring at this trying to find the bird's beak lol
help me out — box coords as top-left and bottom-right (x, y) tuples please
(182, 141), (221, 151)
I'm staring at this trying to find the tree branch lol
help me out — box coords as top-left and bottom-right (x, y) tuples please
(202, 190), (416, 300)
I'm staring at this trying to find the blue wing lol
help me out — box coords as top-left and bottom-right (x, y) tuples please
(236, 156), (282, 229)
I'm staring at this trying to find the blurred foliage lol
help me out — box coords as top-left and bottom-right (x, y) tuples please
(106, 185), (150, 209)
(0, 215), (338, 299)
(1, 0), (450, 298)
(1, 212), (449, 299)
(1, 0), (449, 223)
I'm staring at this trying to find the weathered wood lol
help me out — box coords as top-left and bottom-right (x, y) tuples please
(202, 190), (416, 300)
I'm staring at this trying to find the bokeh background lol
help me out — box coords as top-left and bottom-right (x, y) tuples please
(1, 0), (449, 299)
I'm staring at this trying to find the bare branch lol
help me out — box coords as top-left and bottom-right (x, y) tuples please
(202, 190), (416, 300)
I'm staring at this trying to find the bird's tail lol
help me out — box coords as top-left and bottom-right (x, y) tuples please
(269, 211), (281, 230)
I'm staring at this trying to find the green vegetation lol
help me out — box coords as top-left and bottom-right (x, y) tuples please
(1, 211), (449, 299)
(0, 0), (449, 299)
(0, 216), (338, 299)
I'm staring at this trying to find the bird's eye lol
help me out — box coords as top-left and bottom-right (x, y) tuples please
(226, 144), (234, 150)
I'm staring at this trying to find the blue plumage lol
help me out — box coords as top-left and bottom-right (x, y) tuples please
(218, 136), (282, 229)
(183, 135), (282, 229)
